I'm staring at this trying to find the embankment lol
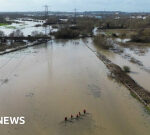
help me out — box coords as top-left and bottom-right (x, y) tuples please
(0, 40), (49, 55)
(86, 44), (150, 109)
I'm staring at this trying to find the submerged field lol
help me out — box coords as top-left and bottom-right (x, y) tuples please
(0, 39), (150, 135)
(0, 17), (150, 134)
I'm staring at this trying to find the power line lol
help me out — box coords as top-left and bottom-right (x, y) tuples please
(74, 8), (77, 24)
(43, 5), (50, 35)
(44, 5), (49, 20)
(43, 5), (49, 20)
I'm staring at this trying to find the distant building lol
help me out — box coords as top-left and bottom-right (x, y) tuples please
(114, 16), (120, 20)
(95, 16), (102, 19)
(130, 16), (147, 20)
(59, 19), (68, 22)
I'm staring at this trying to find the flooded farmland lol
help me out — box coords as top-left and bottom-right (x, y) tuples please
(87, 38), (150, 92)
(0, 19), (57, 36)
(0, 38), (150, 135)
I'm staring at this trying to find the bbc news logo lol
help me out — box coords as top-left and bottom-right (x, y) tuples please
(0, 117), (25, 125)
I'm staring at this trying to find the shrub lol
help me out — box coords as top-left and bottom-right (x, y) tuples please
(52, 25), (59, 29)
(123, 66), (131, 73)
(45, 16), (59, 25)
(9, 29), (24, 37)
(31, 31), (45, 37)
(131, 28), (150, 43)
(75, 17), (99, 35)
(0, 30), (5, 37)
(93, 34), (113, 49)
(112, 33), (118, 38)
(120, 33), (126, 38)
(34, 24), (42, 27)
(54, 27), (80, 39)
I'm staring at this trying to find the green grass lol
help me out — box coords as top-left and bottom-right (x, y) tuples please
(0, 23), (9, 26)
(145, 106), (150, 114)
(105, 31), (113, 36)
(130, 92), (140, 101)
(5, 26), (16, 29)
(0, 23), (16, 29)
(130, 91), (150, 114)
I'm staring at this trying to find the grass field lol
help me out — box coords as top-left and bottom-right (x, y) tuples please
(104, 29), (136, 38)
(0, 23), (9, 26)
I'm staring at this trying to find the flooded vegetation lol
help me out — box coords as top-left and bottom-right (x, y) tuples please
(0, 39), (150, 135)
(0, 11), (150, 135)
(0, 18), (46, 36)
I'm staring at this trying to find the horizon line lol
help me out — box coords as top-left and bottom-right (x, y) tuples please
(0, 10), (150, 13)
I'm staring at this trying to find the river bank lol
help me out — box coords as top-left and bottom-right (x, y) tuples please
(0, 40), (49, 55)
(85, 42), (150, 110)
(95, 28), (150, 73)
(97, 52), (150, 108)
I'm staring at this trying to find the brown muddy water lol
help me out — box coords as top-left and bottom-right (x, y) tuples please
(0, 39), (150, 135)
(87, 38), (150, 92)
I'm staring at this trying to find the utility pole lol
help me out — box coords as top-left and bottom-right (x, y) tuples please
(43, 5), (49, 35)
(44, 5), (49, 20)
(74, 8), (77, 24)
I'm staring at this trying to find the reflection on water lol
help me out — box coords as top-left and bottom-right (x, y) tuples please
(0, 39), (150, 135)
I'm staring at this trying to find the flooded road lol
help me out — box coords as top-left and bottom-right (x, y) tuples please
(0, 39), (150, 135)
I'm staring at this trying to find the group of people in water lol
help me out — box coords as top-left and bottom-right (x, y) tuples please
(64, 109), (87, 122)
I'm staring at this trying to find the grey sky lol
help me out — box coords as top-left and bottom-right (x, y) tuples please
(0, 0), (150, 12)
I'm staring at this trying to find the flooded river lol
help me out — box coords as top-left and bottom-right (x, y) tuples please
(0, 39), (150, 135)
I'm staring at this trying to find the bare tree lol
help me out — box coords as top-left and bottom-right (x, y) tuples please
(0, 30), (5, 37)
(31, 31), (44, 37)
(0, 31), (5, 45)
(9, 29), (24, 37)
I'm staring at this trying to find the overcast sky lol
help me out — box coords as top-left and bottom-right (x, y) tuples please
(0, 0), (150, 12)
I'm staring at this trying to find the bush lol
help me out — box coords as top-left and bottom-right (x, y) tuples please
(123, 66), (131, 73)
(76, 17), (95, 35)
(0, 31), (5, 37)
(9, 29), (24, 37)
(52, 25), (59, 29)
(45, 16), (58, 25)
(112, 33), (118, 38)
(31, 31), (45, 37)
(54, 27), (80, 39)
(93, 34), (113, 49)
(131, 28), (150, 43)
(120, 33), (126, 38)
(131, 34), (150, 43)
(34, 24), (42, 27)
